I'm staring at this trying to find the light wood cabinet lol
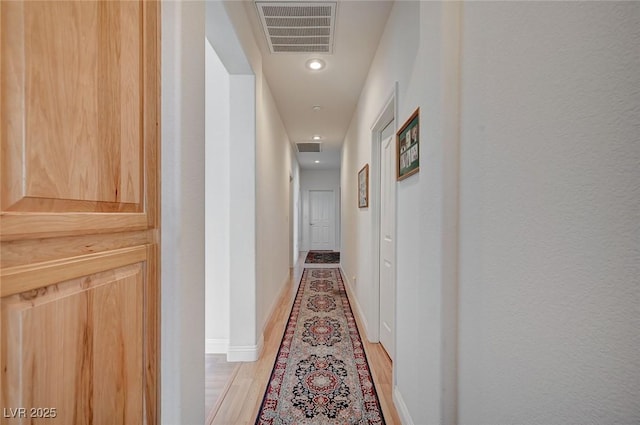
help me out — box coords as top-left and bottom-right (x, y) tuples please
(1, 1), (160, 423)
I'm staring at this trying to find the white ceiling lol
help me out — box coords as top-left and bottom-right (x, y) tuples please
(240, 0), (394, 169)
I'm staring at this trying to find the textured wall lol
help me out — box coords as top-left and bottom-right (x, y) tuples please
(255, 74), (296, 336)
(343, 1), (640, 424)
(458, 3), (640, 424)
(341, 2), (461, 424)
(161, 1), (205, 423)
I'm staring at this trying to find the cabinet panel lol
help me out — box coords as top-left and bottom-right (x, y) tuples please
(2, 263), (145, 424)
(2, 1), (142, 209)
(0, 0), (159, 237)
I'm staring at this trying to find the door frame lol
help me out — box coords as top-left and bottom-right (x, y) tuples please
(369, 83), (397, 361)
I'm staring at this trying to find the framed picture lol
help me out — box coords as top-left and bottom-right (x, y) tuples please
(396, 108), (420, 181)
(358, 164), (369, 208)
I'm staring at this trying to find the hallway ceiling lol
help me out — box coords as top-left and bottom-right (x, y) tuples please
(240, 0), (394, 169)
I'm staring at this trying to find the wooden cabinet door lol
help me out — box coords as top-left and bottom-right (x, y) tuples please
(0, 1), (159, 423)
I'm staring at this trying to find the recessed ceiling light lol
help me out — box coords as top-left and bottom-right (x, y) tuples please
(312, 105), (322, 111)
(306, 58), (325, 71)
(315, 160), (320, 163)
(312, 135), (322, 140)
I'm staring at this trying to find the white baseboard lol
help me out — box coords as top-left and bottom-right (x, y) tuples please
(227, 333), (263, 362)
(340, 267), (371, 340)
(393, 386), (414, 425)
(228, 273), (290, 363)
(205, 338), (229, 354)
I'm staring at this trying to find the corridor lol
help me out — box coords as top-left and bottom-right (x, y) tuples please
(166, 1), (640, 423)
(2, 1), (637, 424)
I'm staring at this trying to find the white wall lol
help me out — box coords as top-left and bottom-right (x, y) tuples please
(300, 169), (341, 252)
(205, 1), (257, 363)
(458, 3), (640, 424)
(227, 74), (258, 360)
(161, 2), (205, 423)
(223, 1), (300, 347)
(341, 2), (460, 424)
(255, 73), (298, 334)
(205, 39), (230, 354)
(342, 1), (640, 425)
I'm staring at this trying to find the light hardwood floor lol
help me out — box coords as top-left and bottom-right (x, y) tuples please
(205, 354), (240, 421)
(207, 255), (402, 425)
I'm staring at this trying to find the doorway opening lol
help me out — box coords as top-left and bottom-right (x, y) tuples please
(309, 189), (336, 251)
(203, 2), (258, 420)
(300, 169), (341, 255)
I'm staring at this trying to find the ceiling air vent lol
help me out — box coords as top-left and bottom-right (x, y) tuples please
(296, 142), (322, 153)
(255, 2), (337, 54)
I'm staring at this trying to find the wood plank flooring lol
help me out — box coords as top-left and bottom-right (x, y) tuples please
(207, 257), (401, 424)
(205, 354), (240, 421)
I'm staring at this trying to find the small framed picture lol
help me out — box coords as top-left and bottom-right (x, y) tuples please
(358, 164), (369, 208)
(396, 108), (420, 181)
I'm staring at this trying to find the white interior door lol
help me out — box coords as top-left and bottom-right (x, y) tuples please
(379, 134), (396, 359)
(309, 190), (334, 251)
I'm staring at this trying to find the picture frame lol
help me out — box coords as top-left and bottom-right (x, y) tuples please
(358, 164), (369, 208)
(396, 107), (420, 181)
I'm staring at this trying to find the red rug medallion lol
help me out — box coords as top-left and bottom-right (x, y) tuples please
(255, 268), (385, 424)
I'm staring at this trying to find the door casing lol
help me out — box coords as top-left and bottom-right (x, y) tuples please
(368, 84), (397, 377)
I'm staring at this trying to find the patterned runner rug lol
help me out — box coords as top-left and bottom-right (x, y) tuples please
(305, 251), (341, 264)
(255, 268), (385, 424)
